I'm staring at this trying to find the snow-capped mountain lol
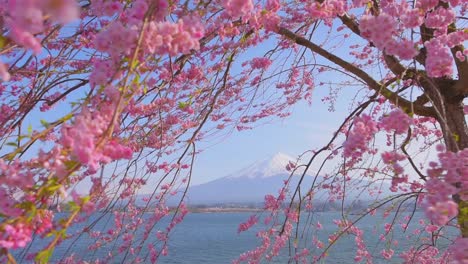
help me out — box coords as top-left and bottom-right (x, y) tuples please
(177, 152), (393, 206)
(224, 152), (298, 180)
(184, 153), (316, 205)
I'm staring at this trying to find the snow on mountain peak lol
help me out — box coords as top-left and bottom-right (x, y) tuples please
(226, 152), (296, 179)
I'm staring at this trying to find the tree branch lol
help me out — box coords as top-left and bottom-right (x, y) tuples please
(276, 27), (436, 117)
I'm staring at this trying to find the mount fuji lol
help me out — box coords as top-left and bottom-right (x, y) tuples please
(184, 153), (317, 205)
(181, 152), (394, 206)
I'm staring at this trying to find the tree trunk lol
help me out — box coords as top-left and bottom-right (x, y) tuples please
(441, 99), (468, 238)
(443, 101), (468, 152)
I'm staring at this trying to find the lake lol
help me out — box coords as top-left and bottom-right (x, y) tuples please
(13, 211), (455, 263)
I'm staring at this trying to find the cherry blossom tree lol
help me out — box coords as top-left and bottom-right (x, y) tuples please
(0, 0), (467, 263)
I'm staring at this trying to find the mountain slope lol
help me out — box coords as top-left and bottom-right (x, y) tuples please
(177, 153), (394, 206)
(224, 152), (297, 180)
(185, 153), (317, 205)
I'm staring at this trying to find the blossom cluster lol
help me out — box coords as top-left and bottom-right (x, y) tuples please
(0, 0), (466, 262)
(343, 114), (378, 159)
(223, 0), (254, 19)
(0, 223), (32, 249)
(381, 151), (409, 191)
(426, 146), (468, 221)
(379, 108), (413, 134)
(143, 16), (205, 56)
(0, 0), (79, 80)
(60, 106), (132, 172)
(356, 1), (467, 76)
(359, 14), (418, 60)
(424, 146), (468, 261)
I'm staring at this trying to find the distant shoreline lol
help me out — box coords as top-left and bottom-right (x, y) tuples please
(188, 207), (263, 213)
(50, 206), (423, 214)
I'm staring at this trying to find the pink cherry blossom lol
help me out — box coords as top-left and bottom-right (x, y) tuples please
(223, 0), (254, 19)
(0, 0), (467, 262)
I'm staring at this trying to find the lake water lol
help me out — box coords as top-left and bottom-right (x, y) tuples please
(13, 211), (455, 263)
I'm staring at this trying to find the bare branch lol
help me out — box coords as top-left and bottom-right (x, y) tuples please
(276, 27), (436, 117)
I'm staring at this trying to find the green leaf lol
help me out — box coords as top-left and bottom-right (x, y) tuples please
(131, 59), (139, 69)
(133, 74), (140, 85)
(18, 135), (29, 140)
(64, 160), (78, 170)
(46, 183), (62, 193)
(0, 35), (8, 49)
(60, 229), (67, 239)
(178, 101), (188, 109)
(67, 201), (80, 211)
(6, 142), (18, 147)
(18, 201), (35, 210)
(60, 113), (73, 122)
(81, 195), (91, 204)
(40, 119), (49, 128)
(36, 248), (54, 264)
(27, 124), (33, 135)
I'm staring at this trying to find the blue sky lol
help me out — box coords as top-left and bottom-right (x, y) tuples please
(1, 21), (356, 194)
(191, 83), (352, 185)
(189, 25), (366, 185)
(1, 35), (368, 189)
(2, 15), (446, 193)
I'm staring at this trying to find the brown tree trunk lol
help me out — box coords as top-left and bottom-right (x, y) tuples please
(441, 99), (468, 238)
(443, 101), (468, 152)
